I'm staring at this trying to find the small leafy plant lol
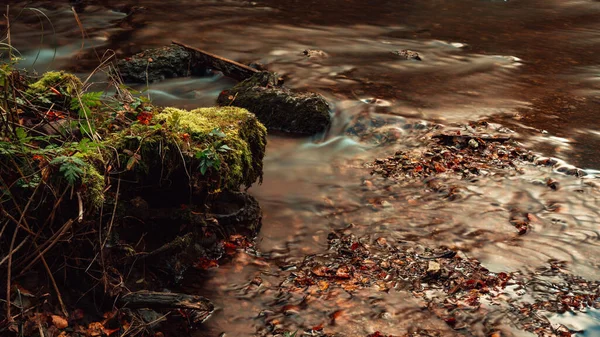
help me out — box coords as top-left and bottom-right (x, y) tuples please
(195, 128), (232, 175)
(50, 155), (86, 185)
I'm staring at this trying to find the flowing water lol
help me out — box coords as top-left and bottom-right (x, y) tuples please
(5, 0), (600, 335)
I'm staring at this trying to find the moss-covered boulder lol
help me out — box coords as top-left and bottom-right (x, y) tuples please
(25, 71), (83, 109)
(108, 106), (266, 197)
(217, 71), (332, 135)
(116, 45), (207, 83)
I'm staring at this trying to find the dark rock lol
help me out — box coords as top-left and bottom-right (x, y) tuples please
(208, 191), (262, 237)
(116, 45), (206, 83)
(217, 71), (331, 135)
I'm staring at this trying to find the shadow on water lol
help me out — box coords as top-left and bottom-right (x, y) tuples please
(4, 0), (600, 335)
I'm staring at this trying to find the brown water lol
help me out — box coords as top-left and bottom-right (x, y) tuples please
(5, 0), (600, 335)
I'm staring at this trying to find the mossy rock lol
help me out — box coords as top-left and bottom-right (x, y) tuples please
(116, 46), (207, 83)
(217, 71), (332, 135)
(25, 71), (83, 108)
(108, 106), (266, 197)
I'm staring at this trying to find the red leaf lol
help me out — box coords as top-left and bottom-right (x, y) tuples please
(136, 112), (153, 125)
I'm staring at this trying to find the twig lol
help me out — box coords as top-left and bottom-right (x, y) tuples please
(0, 236), (28, 266)
(71, 6), (85, 51)
(76, 191), (84, 222)
(0, 220), (8, 241)
(5, 214), (19, 322)
(18, 219), (74, 275)
(4, 182), (41, 322)
(101, 176), (120, 249)
(172, 40), (262, 82)
(39, 250), (68, 317)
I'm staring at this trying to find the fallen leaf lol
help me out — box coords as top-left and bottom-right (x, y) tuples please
(51, 315), (68, 329)
(87, 322), (104, 336)
(318, 280), (329, 291)
(311, 265), (329, 277)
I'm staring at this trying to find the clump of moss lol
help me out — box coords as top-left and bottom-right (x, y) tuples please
(25, 71), (83, 109)
(27, 71), (82, 94)
(110, 106), (266, 193)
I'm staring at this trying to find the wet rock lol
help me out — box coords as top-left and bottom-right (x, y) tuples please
(546, 178), (559, 190)
(217, 71), (331, 135)
(426, 261), (441, 278)
(117, 45), (205, 83)
(303, 49), (329, 59)
(468, 138), (479, 149)
(208, 191), (263, 237)
(392, 49), (422, 61)
(344, 112), (407, 145)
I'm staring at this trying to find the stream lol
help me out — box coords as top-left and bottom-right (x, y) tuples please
(5, 0), (600, 335)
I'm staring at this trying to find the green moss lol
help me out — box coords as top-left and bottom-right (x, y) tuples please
(82, 165), (105, 209)
(25, 71), (84, 109)
(27, 71), (82, 95)
(110, 106), (266, 193)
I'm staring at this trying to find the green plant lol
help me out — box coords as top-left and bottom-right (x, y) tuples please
(70, 91), (103, 138)
(195, 127), (232, 175)
(70, 91), (103, 118)
(50, 155), (86, 185)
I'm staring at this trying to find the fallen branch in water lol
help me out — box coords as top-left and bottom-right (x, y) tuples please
(172, 40), (264, 82)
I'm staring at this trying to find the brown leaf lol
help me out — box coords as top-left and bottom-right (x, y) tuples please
(335, 265), (351, 279)
(51, 315), (68, 329)
(311, 265), (329, 277)
(87, 322), (104, 336)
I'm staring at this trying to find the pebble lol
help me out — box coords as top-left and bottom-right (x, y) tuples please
(392, 49), (422, 61)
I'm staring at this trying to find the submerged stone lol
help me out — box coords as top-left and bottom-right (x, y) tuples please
(217, 71), (332, 135)
(392, 49), (422, 61)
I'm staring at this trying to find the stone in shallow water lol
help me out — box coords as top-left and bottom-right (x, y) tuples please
(392, 49), (422, 61)
(116, 45), (208, 83)
(217, 71), (331, 135)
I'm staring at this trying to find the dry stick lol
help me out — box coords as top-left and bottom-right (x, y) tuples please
(5, 185), (70, 317)
(98, 176), (121, 287)
(0, 220), (8, 241)
(76, 192), (84, 223)
(71, 6), (85, 52)
(101, 176), (120, 249)
(4, 182), (41, 322)
(39, 251), (68, 317)
(0, 235), (28, 266)
(5, 216), (19, 321)
(14, 188), (69, 272)
(0, 210), (35, 236)
(172, 40), (260, 82)
(18, 219), (74, 276)
(2, 5), (16, 136)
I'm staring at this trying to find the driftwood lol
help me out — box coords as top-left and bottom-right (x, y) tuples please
(119, 291), (214, 323)
(173, 40), (267, 83)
